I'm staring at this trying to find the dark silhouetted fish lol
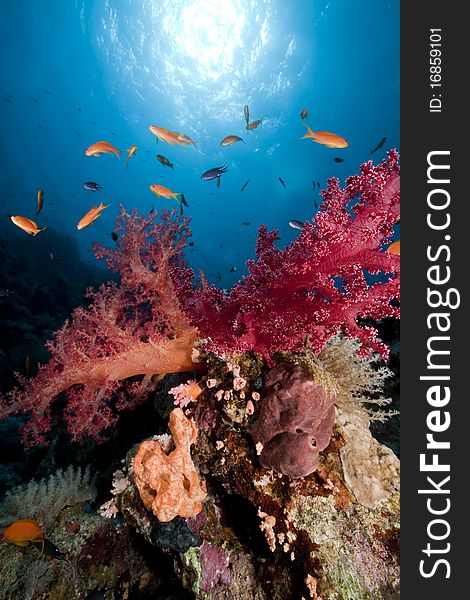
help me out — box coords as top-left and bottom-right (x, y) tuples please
(84, 182), (103, 192)
(32, 538), (69, 562)
(230, 267), (237, 272)
(244, 104), (249, 124)
(241, 222), (251, 226)
(201, 166), (229, 181)
(278, 177), (286, 188)
(370, 137), (386, 155)
(333, 157), (344, 163)
(181, 194), (189, 207)
(300, 107), (308, 119)
(156, 154), (174, 169)
(111, 232), (118, 242)
(241, 180), (249, 192)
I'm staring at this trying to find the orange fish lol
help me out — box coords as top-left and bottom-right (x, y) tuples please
(176, 132), (198, 148)
(85, 141), (121, 158)
(1, 519), (45, 551)
(149, 184), (180, 201)
(149, 125), (196, 148)
(220, 135), (243, 147)
(246, 119), (262, 131)
(385, 240), (400, 255)
(77, 202), (110, 230)
(126, 144), (137, 168)
(300, 108), (308, 119)
(10, 215), (45, 236)
(300, 125), (349, 148)
(36, 189), (44, 214)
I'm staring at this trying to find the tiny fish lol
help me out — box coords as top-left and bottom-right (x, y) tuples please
(230, 267), (237, 272)
(0, 289), (14, 298)
(10, 215), (46, 236)
(125, 144), (137, 168)
(300, 125), (348, 148)
(181, 194), (189, 207)
(317, 181), (321, 188)
(246, 119), (262, 131)
(84, 182), (103, 192)
(156, 154), (174, 169)
(221, 135), (243, 147)
(32, 97), (39, 103)
(77, 203), (110, 230)
(300, 108), (308, 119)
(85, 141), (121, 158)
(216, 272), (222, 281)
(49, 251), (62, 262)
(36, 189), (44, 214)
(333, 157), (344, 163)
(370, 136), (387, 155)
(278, 177), (286, 188)
(188, 241), (195, 247)
(241, 180), (250, 192)
(216, 176), (221, 188)
(289, 219), (304, 230)
(111, 232), (118, 242)
(385, 240), (400, 255)
(241, 222), (251, 226)
(244, 104), (250, 125)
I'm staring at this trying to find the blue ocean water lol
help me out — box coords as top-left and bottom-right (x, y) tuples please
(0, 0), (399, 287)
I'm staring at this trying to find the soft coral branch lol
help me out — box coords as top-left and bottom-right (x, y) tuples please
(0, 208), (199, 447)
(179, 151), (400, 361)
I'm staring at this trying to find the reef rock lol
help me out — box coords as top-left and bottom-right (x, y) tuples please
(337, 406), (400, 509)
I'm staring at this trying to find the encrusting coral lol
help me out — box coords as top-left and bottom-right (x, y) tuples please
(133, 407), (207, 522)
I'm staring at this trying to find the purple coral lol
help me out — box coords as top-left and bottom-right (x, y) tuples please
(251, 362), (336, 478)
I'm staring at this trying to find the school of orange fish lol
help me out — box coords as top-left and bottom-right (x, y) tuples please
(9, 106), (398, 253)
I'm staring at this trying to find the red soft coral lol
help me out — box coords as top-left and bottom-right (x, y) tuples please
(179, 151), (400, 362)
(0, 208), (199, 447)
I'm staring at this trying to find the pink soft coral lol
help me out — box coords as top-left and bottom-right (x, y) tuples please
(0, 208), (199, 447)
(178, 151), (400, 361)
